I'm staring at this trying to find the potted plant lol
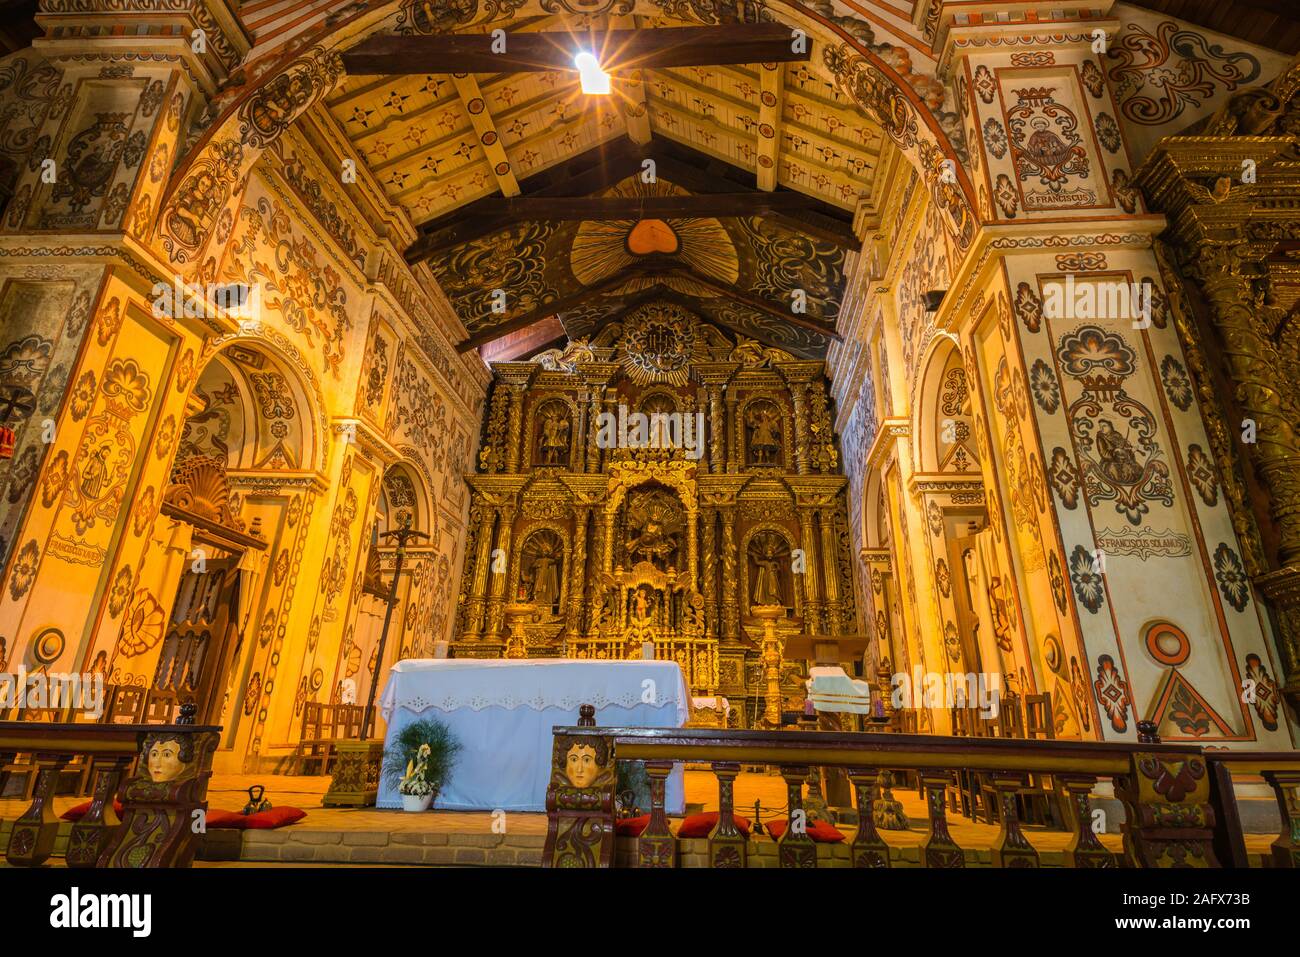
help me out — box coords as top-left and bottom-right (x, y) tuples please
(382, 718), (462, 812)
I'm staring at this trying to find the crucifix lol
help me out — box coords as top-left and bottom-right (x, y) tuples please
(361, 512), (429, 740)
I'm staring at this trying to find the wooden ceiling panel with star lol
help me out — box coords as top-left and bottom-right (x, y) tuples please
(331, 13), (885, 358)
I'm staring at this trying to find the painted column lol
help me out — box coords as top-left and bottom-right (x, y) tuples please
(798, 506), (823, 634)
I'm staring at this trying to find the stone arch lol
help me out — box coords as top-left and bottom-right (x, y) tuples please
(160, 0), (979, 276)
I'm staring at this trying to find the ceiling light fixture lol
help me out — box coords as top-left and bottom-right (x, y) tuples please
(574, 52), (610, 95)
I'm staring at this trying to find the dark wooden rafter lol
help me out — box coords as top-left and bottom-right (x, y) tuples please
(455, 267), (668, 353)
(405, 140), (857, 263)
(343, 24), (812, 76)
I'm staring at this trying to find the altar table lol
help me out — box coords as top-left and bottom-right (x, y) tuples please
(377, 658), (688, 812)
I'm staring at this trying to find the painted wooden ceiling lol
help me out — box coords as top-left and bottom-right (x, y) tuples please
(326, 12), (885, 358)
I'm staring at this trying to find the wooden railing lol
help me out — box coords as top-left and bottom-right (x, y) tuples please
(0, 714), (219, 868)
(542, 725), (1300, 868)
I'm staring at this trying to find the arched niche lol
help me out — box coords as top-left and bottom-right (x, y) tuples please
(176, 339), (320, 474)
(915, 335), (979, 475)
(739, 395), (793, 470)
(741, 525), (799, 619)
(528, 395), (577, 470)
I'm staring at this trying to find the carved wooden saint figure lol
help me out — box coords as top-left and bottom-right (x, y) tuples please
(143, 731), (194, 783)
(538, 406), (570, 466)
(750, 535), (786, 606)
(746, 403), (782, 466)
(521, 530), (564, 614)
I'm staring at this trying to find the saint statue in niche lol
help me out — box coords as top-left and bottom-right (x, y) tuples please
(746, 404), (782, 466)
(1094, 419), (1143, 485)
(522, 532), (563, 614)
(624, 490), (683, 569)
(538, 406), (571, 466)
(752, 539), (785, 606)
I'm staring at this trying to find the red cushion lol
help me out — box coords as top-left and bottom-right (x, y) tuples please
(241, 806), (306, 829)
(764, 818), (845, 843)
(204, 808), (248, 829)
(616, 814), (650, 837)
(60, 799), (123, 822)
(675, 811), (751, 839)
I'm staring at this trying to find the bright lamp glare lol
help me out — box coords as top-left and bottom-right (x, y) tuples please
(574, 51), (610, 95)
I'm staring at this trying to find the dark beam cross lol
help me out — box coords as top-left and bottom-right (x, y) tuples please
(343, 24), (811, 76)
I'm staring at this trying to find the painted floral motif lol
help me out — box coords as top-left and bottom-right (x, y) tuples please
(1244, 653), (1279, 732)
(1093, 654), (1130, 733)
(1068, 544), (1105, 613)
(1095, 112), (1122, 153)
(1056, 325), (1136, 381)
(1213, 543), (1249, 612)
(108, 565), (134, 617)
(974, 65), (997, 104)
(1160, 355), (1193, 411)
(1186, 444), (1218, 506)
(1081, 59), (1106, 99)
(1030, 359), (1059, 413)
(1047, 447), (1079, 508)
(927, 500), (943, 537)
(118, 590), (165, 656)
(1106, 20), (1262, 126)
(982, 117), (1007, 158)
(1112, 169), (1139, 213)
(935, 558), (951, 598)
(1048, 550), (1067, 613)
(69, 370), (97, 421)
(1014, 282), (1042, 333)
(943, 621), (960, 662)
(8, 539), (38, 600)
(994, 174), (1018, 218)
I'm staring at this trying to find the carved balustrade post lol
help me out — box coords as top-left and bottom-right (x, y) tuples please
(987, 772), (1038, 867)
(777, 764), (817, 868)
(637, 760), (677, 868)
(5, 755), (70, 866)
(1115, 751), (1219, 867)
(1056, 773), (1115, 867)
(847, 769), (890, 867)
(66, 757), (132, 868)
(543, 729), (617, 868)
(707, 761), (747, 868)
(1261, 769), (1300, 868)
(920, 770), (964, 867)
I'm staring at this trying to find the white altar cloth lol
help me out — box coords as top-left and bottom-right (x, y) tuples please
(377, 658), (688, 812)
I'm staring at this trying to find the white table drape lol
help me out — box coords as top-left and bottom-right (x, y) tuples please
(377, 658), (688, 812)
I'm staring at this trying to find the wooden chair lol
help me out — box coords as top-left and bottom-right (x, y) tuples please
(290, 703), (365, 775)
(101, 685), (147, 724)
(1024, 693), (1055, 739)
(143, 689), (179, 724)
(998, 693), (1025, 738)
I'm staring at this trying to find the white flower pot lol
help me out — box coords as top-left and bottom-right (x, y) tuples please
(402, 793), (433, 812)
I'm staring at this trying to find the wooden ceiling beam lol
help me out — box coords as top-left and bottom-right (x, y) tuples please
(759, 62), (785, 191)
(408, 189), (822, 264)
(609, 14), (652, 146)
(342, 25), (811, 75)
(449, 72), (521, 197)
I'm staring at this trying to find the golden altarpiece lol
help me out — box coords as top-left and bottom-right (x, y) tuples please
(453, 301), (858, 727)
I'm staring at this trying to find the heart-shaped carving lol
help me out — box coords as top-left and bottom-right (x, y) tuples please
(626, 218), (680, 255)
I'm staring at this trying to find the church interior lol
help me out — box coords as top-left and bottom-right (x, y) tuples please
(1, 0), (1300, 879)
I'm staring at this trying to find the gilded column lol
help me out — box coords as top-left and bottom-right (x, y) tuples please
(1191, 245), (1300, 566)
(505, 388), (525, 473)
(486, 505), (516, 642)
(720, 505), (740, 640)
(819, 508), (842, 636)
(601, 392), (618, 471)
(709, 387), (725, 473)
(586, 387), (604, 472)
(566, 506), (590, 642)
(701, 507), (718, 638)
(798, 506), (823, 634)
(464, 502), (496, 637)
(790, 382), (811, 475)
(725, 389), (740, 473)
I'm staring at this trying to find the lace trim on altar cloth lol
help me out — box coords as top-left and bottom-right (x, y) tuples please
(386, 689), (686, 714)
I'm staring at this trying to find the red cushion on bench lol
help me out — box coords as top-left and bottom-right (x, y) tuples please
(616, 814), (650, 837)
(676, 811), (751, 838)
(60, 799), (123, 822)
(241, 806), (307, 829)
(204, 808), (248, 829)
(764, 818), (845, 843)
